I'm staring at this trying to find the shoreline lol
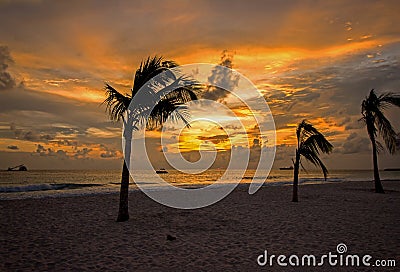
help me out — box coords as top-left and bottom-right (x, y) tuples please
(1, 178), (398, 201)
(1, 180), (399, 271)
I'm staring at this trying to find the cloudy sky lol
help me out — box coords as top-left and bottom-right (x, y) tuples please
(0, 0), (399, 170)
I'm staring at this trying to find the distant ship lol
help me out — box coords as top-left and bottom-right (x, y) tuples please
(279, 166), (294, 170)
(156, 168), (168, 174)
(384, 168), (400, 171)
(7, 164), (28, 171)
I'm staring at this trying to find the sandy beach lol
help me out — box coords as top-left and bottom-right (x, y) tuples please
(1, 180), (399, 271)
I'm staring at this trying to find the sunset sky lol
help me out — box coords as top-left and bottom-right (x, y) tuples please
(0, 0), (399, 170)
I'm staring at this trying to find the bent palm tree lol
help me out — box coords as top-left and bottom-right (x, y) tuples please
(361, 89), (400, 193)
(103, 56), (199, 221)
(292, 120), (333, 202)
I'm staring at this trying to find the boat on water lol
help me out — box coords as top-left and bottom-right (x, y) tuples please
(384, 168), (400, 171)
(156, 168), (168, 174)
(279, 166), (294, 170)
(7, 164), (28, 171)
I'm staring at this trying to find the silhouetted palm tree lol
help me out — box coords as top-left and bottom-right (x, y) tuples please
(103, 56), (199, 221)
(361, 89), (400, 193)
(292, 120), (333, 202)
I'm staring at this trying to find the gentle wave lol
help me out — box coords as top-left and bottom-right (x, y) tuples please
(0, 183), (104, 193)
(300, 177), (344, 183)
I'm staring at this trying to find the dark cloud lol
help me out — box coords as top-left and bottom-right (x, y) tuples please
(56, 139), (78, 147)
(35, 144), (68, 158)
(21, 131), (39, 141)
(100, 150), (118, 158)
(252, 138), (260, 146)
(0, 85), (117, 151)
(56, 149), (68, 157)
(251, 138), (263, 151)
(73, 147), (92, 159)
(202, 50), (239, 101)
(99, 144), (120, 158)
(345, 121), (364, 131)
(9, 123), (22, 138)
(40, 134), (55, 141)
(338, 133), (371, 154)
(7, 145), (19, 150)
(0, 86), (105, 125)
(327, 60), (400, 115)
(9, 125), (55, 142)
(274, 144), (294, 162)
(292, 89), (320, 102)
(197, 134), (229, 144)
(0, 150), (122, 170)
(0, 45), (15, 91)
(262, 42), (400, 138)
(35, 144), (46, 155)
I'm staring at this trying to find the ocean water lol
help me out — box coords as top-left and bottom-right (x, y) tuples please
(0, 169), (399, 200)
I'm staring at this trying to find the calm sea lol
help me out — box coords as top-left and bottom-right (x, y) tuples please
(1, 169), (399, 200)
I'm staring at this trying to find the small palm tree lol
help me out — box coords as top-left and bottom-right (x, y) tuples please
(292, 120), (333, 202)
(103, 56), (199, 222)
(361, 89), (400, 193)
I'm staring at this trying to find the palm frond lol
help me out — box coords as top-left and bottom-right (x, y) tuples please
(160, 87), (199, 104)
(379, 92), (400, 108)
(169, 105), (191, 127)
(154, 75), (201, 99)
(296, 120), (332, 179)
(132, 56), (176, 96)
(296, 119), (322, 147)
(146, 98), (191, 130)
(301, 133), (333, 155)
(361, 89), (378, 115)
(376, 141), (384, 154)
(301, 122), (320, 137)
(361, 89), (380, 140)
(142, 74), (200, 130)
(300, 146), (329, 179)
(299, 159), (308, 173)
(161, 60), (179, 69)
(361, 89), (399, 154)
(103, 83), (131, 121)
(103, 55), (202, 135)
(375, 109), (397, 154)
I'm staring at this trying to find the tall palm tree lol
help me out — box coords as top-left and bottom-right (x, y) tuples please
(292, 120), (333, 202)
(361, 89), (400, 193)
(103, 56), (199, 222)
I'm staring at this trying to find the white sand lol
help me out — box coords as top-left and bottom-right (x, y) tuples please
(1, 180), (399, 271)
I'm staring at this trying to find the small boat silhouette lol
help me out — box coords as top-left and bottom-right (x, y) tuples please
(384, 168), (400, 171)
(7, 164), (28, 171)
(279, 166), (294, 170)
(156, 168), (168, 174)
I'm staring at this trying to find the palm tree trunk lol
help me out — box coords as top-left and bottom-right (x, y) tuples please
(117, 129), (132, 222)
(117, 160), (130, 221)
(292, 151), (300, 202)
(371, 137), (385, 194)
